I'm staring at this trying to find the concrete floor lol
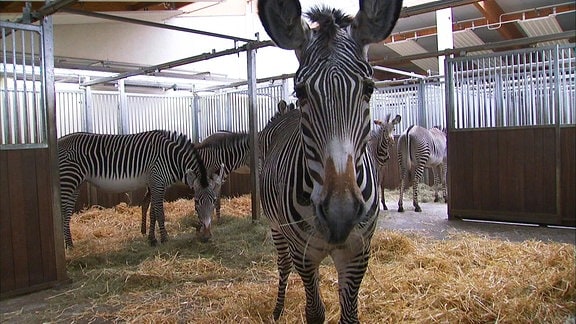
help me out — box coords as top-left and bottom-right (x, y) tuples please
(377, 202), (576, 245)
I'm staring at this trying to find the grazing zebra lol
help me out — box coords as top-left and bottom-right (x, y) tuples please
(58, 130), (220, 248)
(397, 125), (448, 212)
(368, 114), (401, 210)
(257, 0), (402, 322)
(141, 131), (250, 234)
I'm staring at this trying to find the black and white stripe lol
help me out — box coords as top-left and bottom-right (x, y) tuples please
(141, 130), (250, 233)
(368, 114), (401, 210)
(397, 125), (448, 212)
(257, 0), (403, 322)
(58, 130), (217, 248)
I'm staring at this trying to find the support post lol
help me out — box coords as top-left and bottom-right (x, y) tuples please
(436, 7), (453, 76)
(247, 45), (260, 220)
(42, 10), (68, 283)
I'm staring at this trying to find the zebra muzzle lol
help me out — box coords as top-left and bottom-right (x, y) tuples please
(315, 156), (366, 244)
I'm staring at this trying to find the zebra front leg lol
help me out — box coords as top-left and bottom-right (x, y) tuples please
(271, 229), (292, 321)
(148, 188), (167, 245)
(215, 195), (222, 224)
(61, 183), (81, 249)
(141, 188), (151, 235)
(293, 258), (325, 323)
(333, 247), (370, 324)
(379, 167), (388, 210)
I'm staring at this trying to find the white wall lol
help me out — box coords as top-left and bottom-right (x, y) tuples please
(53, 4), (299, 81)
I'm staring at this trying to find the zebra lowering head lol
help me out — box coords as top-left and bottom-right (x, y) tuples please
(58, 131), (220, 248)
(258, 0), (402, 322)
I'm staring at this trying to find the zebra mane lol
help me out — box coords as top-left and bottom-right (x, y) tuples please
(196, 131), (249, 149)
(305, 6), (352, 41)
(158, 130), (209, 187)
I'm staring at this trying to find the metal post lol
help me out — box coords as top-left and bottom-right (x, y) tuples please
(117, 79), (127, 134)
(553, 45), (562, 220)
(42, 11), (68, 282)
(247, 45), (260, 220)
(83, 77), (93, 133)
(191, 91), (200, 143)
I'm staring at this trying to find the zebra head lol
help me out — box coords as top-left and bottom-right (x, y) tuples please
(186, 165), (223, 242)
(259, 0), (402, 244)
(373, 114), (402, 164)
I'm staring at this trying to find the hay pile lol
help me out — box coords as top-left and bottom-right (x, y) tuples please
(4, 196), (574, 323)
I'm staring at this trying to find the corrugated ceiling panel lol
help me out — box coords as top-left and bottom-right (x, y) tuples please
(518, 16), (568, 46)
(385, 40), (438, 73)
(453, 30), (493, 55)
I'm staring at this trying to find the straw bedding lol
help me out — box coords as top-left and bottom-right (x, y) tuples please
(4, 195), (574, 323)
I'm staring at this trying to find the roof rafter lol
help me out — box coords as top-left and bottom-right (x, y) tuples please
(473, 0), (525, 39)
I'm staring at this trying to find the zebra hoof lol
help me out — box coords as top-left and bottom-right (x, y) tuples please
(382, 204), (388, 210)
(398, 207), (404, 212)
(149, 239), (158, 246)
(434, 197), (440, 202)
(415, 206), (422, 212)
(273, 307), (283, 321)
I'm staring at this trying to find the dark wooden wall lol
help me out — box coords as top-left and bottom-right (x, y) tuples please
(448, 126), (575, 227)
(1, 148), (68, 298)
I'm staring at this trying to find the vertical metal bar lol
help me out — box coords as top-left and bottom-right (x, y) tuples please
(84, 82), (93, 133)
(31, 29), (39, 142)
(553, 45), (562, 220)
(11, 29), (19, 143)
(192, 92), (200, 143)
(1, 27), (9, 144)
(247, 46), (260, 220)
(42, 11), (68, 282)
(21, 29), (30, 143)
(117, 79), (127, 134)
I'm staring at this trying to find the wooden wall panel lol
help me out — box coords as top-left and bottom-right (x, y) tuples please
(0, 150), (15, 294)
(560, 127), (575, 226)
(448, 131), (474, 213)
(6, 150), (31, 290)
(448, 127), (565, 226)
(1, 148), (66, 298)
(35, 149), (58, 284)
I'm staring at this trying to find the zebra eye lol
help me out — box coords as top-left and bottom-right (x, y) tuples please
(362, 79), (375, 102)
(294, 83), (308, 106)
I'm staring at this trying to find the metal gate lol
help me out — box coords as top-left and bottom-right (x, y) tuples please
(446, 44), (575, 226)
(1, 18), (68, 298)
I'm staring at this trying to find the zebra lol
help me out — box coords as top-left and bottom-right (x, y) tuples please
(368, 114), (401, 210)
(58, 130), (220, 248)
(257, 0), (402, 323)
(397, 125), (448, 212)
(141, 131), (250, 234)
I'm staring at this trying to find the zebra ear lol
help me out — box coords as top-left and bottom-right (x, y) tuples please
(392, 115), (402, 125)
(277, 100), (288, 114)
(352, 0), (403, 47)
(258, 0), (309, 51)
(185, 169), (198, 188)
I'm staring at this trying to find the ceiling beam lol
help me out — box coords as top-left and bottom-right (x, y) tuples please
(473, 0), (525, 40)
(61, 8), (256, 43)
(400, 0), (481, 18)
(82, 40), (273, 86)
(383, 3), (575, 44)
(371, 30), (575, 66)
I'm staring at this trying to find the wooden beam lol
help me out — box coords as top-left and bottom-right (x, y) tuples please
(474, 0), (525, 40)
